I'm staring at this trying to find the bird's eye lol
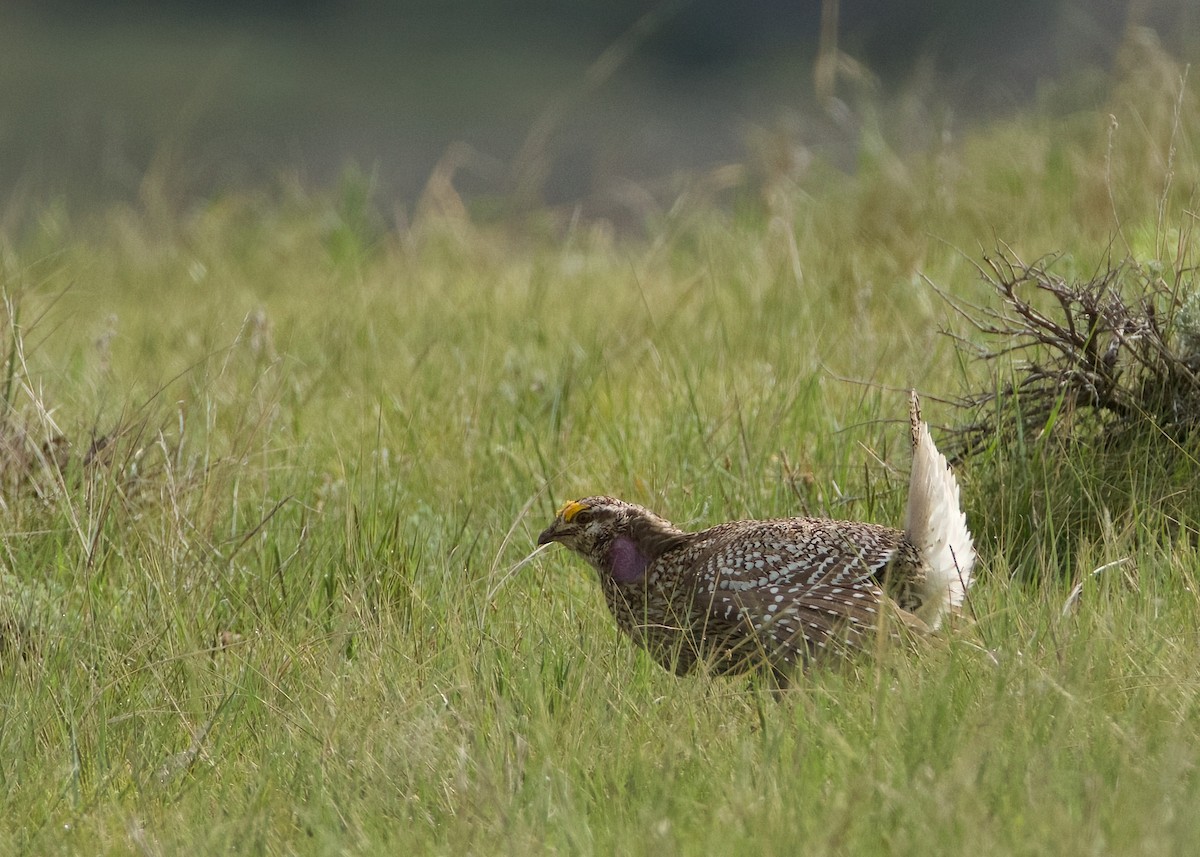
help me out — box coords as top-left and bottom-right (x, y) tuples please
(571, 509), (593, 525)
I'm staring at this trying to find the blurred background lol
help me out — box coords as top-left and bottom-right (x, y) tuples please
(3, 0), (1198, 222)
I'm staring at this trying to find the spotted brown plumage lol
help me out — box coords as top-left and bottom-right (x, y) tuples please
(537, 393), (975, 681)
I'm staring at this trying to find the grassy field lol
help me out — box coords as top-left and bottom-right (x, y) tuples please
(3, 45), (1200, 856)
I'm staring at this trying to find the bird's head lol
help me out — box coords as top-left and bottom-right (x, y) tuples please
(537, 496), (685, 583)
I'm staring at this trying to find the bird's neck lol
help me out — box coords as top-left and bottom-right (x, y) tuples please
(592, 509), (692, 586)
(625, 512), (691, 562)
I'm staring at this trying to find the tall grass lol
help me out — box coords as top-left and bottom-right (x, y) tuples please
(2, 44), (1200, 856)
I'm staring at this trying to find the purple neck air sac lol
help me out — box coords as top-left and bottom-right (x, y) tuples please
(607, 535), (648, 583)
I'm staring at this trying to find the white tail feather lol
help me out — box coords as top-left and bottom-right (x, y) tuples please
(904, 391), (975, 629)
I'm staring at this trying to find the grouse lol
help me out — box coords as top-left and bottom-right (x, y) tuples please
(537, 392), (974, 680)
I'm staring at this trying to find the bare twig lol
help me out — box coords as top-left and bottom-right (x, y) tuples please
(937, 249), (1200, 459)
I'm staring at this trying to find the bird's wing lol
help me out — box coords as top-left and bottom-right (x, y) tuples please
(689, 519), (904, 591)
(696, 570), (890, 671)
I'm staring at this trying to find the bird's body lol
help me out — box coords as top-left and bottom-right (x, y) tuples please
(537, 393), (975, 680)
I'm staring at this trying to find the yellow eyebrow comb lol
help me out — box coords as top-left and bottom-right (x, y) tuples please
(557, 500), (588, 522)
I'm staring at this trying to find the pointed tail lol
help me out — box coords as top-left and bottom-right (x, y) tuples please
(904, 391), (975, 629)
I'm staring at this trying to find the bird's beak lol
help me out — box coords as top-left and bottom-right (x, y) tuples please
(537, 522), (560, 546)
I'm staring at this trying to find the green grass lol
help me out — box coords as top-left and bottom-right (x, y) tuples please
(3, 49), (1200, 856)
